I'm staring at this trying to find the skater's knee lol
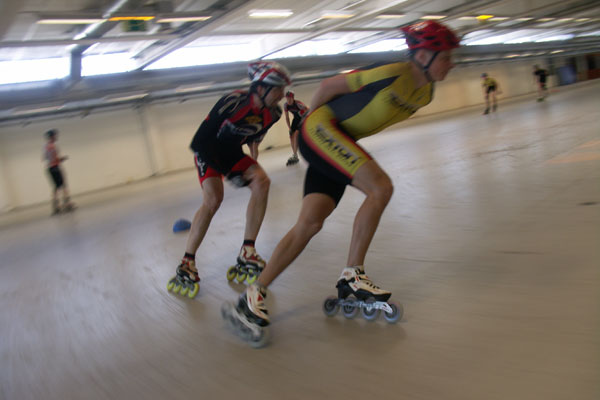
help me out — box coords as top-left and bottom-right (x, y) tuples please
(203, 194), (223, 214)
(295, 218), (324, 239)
(370, 175), (394, 205)
(250, 171), (270, 193)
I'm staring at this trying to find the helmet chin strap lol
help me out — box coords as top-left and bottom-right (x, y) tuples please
(412, 50), (440, 82)
(252, 84), (274, 109)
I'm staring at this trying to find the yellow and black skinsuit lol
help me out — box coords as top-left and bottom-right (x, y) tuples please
(299, 61), (433, 204)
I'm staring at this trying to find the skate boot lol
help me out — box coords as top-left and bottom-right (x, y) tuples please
(62, 198), (77, 212)
(221, 283), (270, 348)
(167, 258), (200, 298)
(483, 107), (490, 115)
(51, 199), (61, 216)
(286, 154), (297, 166)
(492, 104), (497, 112)
(322, 267), (403, 323)
(226, 245), (266, 284)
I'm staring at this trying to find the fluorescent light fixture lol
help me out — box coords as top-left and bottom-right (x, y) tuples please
(516, 17), (533, 21)
(340, 69), (355, 74)
(557, 18), (574, 22)
(376, 13), (405, 19)
(156, 16), (211, 23)
(248, 9), (293, 18)
(175, 83), (215, 93)
(12, 104), (64, 115)
(551, 50), (564, 54)
(537, 18), (555, 22)
(575, 18), (590, 22)
(37, 18), (106, 24)
(458, 16), (478, 20)
(103, 92), (148, 102)
(476, 15), (494, 20)
(321, 10), (355, 19)
(421, 15), (446, 20)
(504, 54), (520, 58)
(490, 17), (509, 21)
(108, 16), (155, 21)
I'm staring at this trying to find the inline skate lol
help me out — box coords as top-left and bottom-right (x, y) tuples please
(226, 245), (265, 284)
(322, 267), (403, 323)
(167, 258), (200, 298)
(221, 283), (270, 348)
(285, 154), (299, 166)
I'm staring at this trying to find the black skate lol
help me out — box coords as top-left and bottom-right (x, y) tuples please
(285, 155), (299, 166)
(167, 259), (200, 299)
(322, 267), (403, 323)
(226, 246), (265, 284)
(221, 285), (270, 348)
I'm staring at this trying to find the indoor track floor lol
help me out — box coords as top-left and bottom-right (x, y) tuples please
(1, 81), (599, 400)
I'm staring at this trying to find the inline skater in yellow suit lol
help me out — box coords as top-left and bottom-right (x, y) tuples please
(222, 20), (460, 346)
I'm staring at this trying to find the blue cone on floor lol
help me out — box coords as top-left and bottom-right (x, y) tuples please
(172, 218), (191, 233)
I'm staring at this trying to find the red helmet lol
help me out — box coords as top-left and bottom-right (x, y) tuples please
(285, 90), (294, 98)
(401, 20), (460, 52)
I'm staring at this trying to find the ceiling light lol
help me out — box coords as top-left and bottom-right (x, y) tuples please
(37, 18), (106, 24)
(516, 17), (533, 21)
(490, 17), (509, 21)
(421, 15), (446, 20)
(157, 16), (211, 23)
(476, 15), (494, 20)
(248, 9), (293, 18)
(575, 18), (590, 22)
(321, 11), (355, 19)
(175, 83), (215, 93)
(12, 104), (64, 115)
(103, 92), (148, 102)
(108, 16), (155, 21)
(551, 50), (564, 54)
(376, 13), (405, 19)
(458, 16), (477, 20)
(537, 18), (555, 22)
(557, 18), (574, 22)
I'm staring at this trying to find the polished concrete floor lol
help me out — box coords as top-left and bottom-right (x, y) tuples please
(1, 81), (599, 400)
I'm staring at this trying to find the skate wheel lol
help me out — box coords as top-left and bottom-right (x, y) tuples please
(322, 296), (339, 317)
(167, 277), (177, 291)
(361, 298), (380, 321)
(221, 302), (270, 348)
(180, 284), (189, 296)
(226, 266), (238, 282)
(246, 270), (258, 284)
(172, 282), (182, 294)
(342, 301), (358, 319)
(383, 302), (403, 324)
(235, 272), (247, 284)
(187, 283), (199, 299)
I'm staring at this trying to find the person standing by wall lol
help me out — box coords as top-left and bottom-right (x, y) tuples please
(533, 65), (549, 101)
(43, 129), (75, 215)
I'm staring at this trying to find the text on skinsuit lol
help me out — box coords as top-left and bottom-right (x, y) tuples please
(314, 124), (362, 168)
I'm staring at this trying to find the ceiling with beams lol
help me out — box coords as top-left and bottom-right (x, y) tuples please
(0, 0), (599, 121)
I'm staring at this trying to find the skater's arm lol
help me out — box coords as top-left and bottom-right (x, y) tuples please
(310, 74), (351, 110)
(284, 109), (291, 129)
(248, 141), (259, 160)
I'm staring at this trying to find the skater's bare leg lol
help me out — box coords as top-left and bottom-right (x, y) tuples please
(291, 131), (299, 157)
(243, 164), (270, 241)
(185, 177), (224, 254)
(257, 193), (336, 287)
(346, 160), (393, 268)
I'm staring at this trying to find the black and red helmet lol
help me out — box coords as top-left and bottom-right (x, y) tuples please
(401, 20), (460, 52)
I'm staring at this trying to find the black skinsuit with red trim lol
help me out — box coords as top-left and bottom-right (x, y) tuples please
(190, 90), (282, 180)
